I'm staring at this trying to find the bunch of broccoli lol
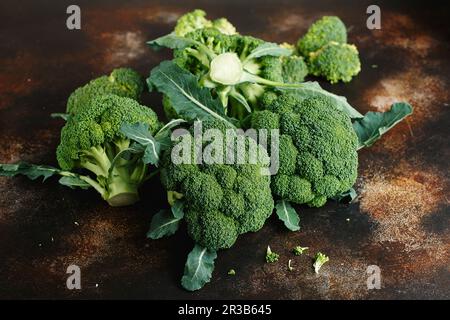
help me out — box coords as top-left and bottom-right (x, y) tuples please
(0, 9), (414, 293)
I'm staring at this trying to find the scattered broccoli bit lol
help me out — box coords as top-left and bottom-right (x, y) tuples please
(228, 269), (236, 276)
(308, 42), (361, 83)
(313, 252), (329, 274)
(159, 118), (274, 250)
(66, 68), (144, 115)
(288, 259), (294, 271)
(293, 246), (309, 256)
(57, 94), (161, 206)
(297, 16), (347, 56)
(251, 92), (359, 207)
(266, 246), (280, 263)
(174, 9), (237, 37)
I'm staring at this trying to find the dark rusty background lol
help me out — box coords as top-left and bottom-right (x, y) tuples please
(0, 0), (449, 299)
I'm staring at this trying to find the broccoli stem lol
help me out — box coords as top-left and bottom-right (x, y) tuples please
(80, 146), (111, 177)
(105, 173), (140, 206)
(240, 71), (303, 89)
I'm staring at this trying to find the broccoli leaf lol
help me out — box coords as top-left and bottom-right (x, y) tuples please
(147, 33), (197, 51)
(333, 188), (357, 203)
(50, 113), (70, 121)
(0, 162), (92, 189)
(275, 200), (300, 231)
(353, 102), (413, 149)
(120, 123), (164, 166)
(147, 60), (236, 127)
(181, 244), (217, 291)
(171, 199), (185, 219)
(147, 207), (184, 239)
(244, 42), (292, 62)
(288, 82), (363, 118)
(58, 176), (91, 189)
(0, 162), (59, 181)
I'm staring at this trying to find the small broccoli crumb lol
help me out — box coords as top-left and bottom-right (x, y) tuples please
(313, 252), (329, 274)
(288, 259), (294, 271)
(227, 269), (236, 276)
(293, 246), (309, 256)
(266, 246), (279, 263)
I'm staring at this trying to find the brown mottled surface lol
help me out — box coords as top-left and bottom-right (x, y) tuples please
(0, 0), (449, 299)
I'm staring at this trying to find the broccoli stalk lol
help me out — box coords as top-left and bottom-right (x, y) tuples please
(77, 141), (147, 206)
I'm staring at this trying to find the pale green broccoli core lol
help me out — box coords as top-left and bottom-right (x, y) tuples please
(209, 53), (243, 85)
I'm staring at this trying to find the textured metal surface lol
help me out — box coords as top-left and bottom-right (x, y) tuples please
(0, 0), (449, 299)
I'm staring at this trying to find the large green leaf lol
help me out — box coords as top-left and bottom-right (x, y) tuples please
(147, 60), (236, 127)
(120, 123), (163, 166)
(275, 200), (300, 231)
(147, 209), (182, 240)
(181, 244), (217, 291)
(289, 82), (363, 119)
(353, 102), (413, 149)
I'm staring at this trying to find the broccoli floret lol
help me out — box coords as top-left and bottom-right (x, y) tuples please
(308, 42), (361, 83)
(251, 93), (358, 207)
(212, 18), (237, 35)
(171, 29), (305, 120)
(174, 9), (237, 37)
(159, 118), (274, 250)
(281, 55), (308, 83)
(265, 246), (279, 263)
(293, 245), (309, 255)
(57, 94), (161, 206)
(66, 68), (144, 115)
(313, 252), (329, 274)
(297, 16), (347, 56)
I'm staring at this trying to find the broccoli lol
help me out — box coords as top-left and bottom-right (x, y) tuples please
(57, 94), (161, 206)
(308, 42), (361, 83)
(293, 245), (309, 255)
(166, 28), (304, 119)
(281, 55), (308, 84)
(159, 118), (274, 250)
(313, 252), (329, 274)
(251, 93), (358, 207)
(66, 68), (144, 115)
(265, 246), (279, 263)
(297, 16), (347, 56)
(174, 9), (237, 37)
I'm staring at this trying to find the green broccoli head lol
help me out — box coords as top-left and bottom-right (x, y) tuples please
(251, 93), (358, 207)
(66, 68), (144, 115)
(308, 42), (361, 83)
(57, 94), (161, 206)
(172, 29), (305, 120)
(174, 9), (237, 37)
(160, 118), (274, 250)
(297, 16), (347, 56)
